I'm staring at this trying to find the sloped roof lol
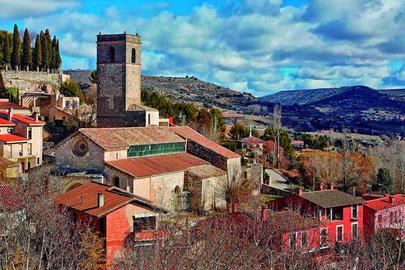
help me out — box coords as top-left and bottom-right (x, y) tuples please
(0, 111), (45, 125)
(55, 182), (166, 218)
(106, 152), (208, 178)
(78, 127), (185, 151)
(364, 194), (405, 211)
(241, 136), (265, 146)
(0, 134), (28, 143)
(186, 164), (226, 179)
(0, 118), (15, 126)
(301, 190), (364, 208)
(170, 126), (240, 159)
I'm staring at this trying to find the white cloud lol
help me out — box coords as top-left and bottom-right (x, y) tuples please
(20, 0), (405, 95)
(0, 0), (77, 19)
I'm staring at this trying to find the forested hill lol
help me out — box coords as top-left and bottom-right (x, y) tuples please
(259, 85), (405, 106)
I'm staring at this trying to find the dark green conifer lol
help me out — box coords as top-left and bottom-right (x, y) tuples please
(21, 28), (32, 70)
(33, 34), (42, 69)
(2, 32), (10, 65)
(54, 39), (62, 70)
(40, 31), (48, 70)
(11, 24), (21, 69)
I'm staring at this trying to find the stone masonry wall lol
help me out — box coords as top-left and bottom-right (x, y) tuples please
(0, 70), (67, 96)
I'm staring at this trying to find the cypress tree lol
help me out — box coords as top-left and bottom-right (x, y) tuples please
(44, 29), (51, 70)
(3, 32), (10, 65)
(55, 39), (62, 70)
(11, 24), (21, 70)
(33, 34), (42, 70)
(50, 36), (57, 70)
(40, 31), (48, 70)
(21, 28), (32, 70)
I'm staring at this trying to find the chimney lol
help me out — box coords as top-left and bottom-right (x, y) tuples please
(80, 196), (83, 204)
(296, 187), (303, 196)
(32, 107), (40, 122)
(7, 108), (13, 121)
(319, 183), (324, 191)
(97, 193), (104, 207)
(330, 183), (335, 190)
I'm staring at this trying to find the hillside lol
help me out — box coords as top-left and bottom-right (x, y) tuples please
(142, 75), (255, 111)
(260, 85), (405, 106)
(64, 70), (404, 135)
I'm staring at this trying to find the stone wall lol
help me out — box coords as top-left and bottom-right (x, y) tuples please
(0, 70), (68, 96)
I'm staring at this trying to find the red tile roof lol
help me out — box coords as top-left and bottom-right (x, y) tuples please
(55, 182), (164, 218)
(0, 111), (45, 125)
(0, 118), (15, 126)
(0, 185), (21, 210)
(364, 194), (405, 211)
(241, 136), (265, 146)
(106, 152), (208, 178)
(76, 127), (185, 151)
(0, 100), (28, 110)
(0, 134), (28, 143)
(170, 126), (240, 159)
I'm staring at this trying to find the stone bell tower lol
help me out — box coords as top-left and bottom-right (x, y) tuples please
(96, 32), (142, 127)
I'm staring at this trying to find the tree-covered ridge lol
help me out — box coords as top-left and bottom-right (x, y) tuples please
(0, 24), (61, 71)
(141, 89), (226, 142)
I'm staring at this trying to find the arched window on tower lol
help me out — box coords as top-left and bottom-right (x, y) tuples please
(131, 48), (136, 63)
(109, 46), (115, 63)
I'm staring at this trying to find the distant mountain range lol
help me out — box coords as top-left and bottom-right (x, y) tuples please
(64, 70), (404, 136)
(259, 85), (405, 105)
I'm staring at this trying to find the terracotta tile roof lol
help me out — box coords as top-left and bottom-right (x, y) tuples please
(55, 182), (165, 218)
(0, 111), (45, 125)
(301, 190), (364, 208)
(106, 152), (208, 178)
(241, 136), (265, 146)
(170, 126), (240, 159)
(0, 100), (28, 110)
(186, 164), (226, 179)
(0, 118), (15, 126)
(0, 185), (20, 210)
(364, 194), (405, 211)
(0, 134), (28, 143)
(78, 127), (185, 151)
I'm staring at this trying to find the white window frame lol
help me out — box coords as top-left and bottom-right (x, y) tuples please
(336, 225), (344, 242)
(352, 205), (358, 219)
(320, 227), (328, 248)
(351, 222), (358, 240)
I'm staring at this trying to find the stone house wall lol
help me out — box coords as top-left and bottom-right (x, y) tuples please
(55, 133), (105, 171)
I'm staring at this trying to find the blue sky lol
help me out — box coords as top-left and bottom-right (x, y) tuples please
(0, 0), (404, 96)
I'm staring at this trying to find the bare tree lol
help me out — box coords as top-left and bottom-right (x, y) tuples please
(0, 167), (103, 270)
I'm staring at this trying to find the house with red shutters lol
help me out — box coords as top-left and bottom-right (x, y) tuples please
(54, 181), (167, 267)
(267, 185), (364, 250)
(363, 194), (405, 240)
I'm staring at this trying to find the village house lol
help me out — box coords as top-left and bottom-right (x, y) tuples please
(54, 126), (238, 211)
(363, 194), (405, 240)
(54, 181), (166, 266)
(0, 108), (44, 181)
(268, 185), (364, 249)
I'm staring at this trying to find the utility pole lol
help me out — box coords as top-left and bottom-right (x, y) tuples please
(273, 104), (282, 168)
